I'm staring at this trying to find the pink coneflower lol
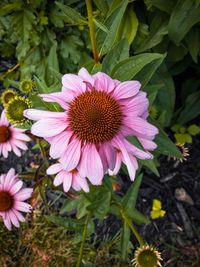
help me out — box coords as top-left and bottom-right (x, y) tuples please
(24, 68), (158, 185)
(0, 110), (30, 158)
(0, 168), (33, 230)
(47, 162), (89, 192)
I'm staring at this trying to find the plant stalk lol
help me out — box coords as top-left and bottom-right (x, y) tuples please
(121, 210), (145, 246)
(76, 213), (91, 267)
(85, 0), (99, 63)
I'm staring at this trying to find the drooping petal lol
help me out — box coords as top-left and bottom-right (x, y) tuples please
(39, 92), (69, 109)
(78, 144), (104, 185)
(63, 172), (72, 192)
(24, 109), (67, 121)
(46, 163), (62, 175)
(72, 173), (89, 192)
(61, 139), (81, 171)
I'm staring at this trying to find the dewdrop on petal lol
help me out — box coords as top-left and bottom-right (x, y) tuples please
(5, 96), (32, 124)
(132, 244), (162, 267)
(1, 89), (17, 106)
(20, 79), (34, 94)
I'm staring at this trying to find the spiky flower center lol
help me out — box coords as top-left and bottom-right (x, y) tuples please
(137, 250), (157, 267)
(0, 191), (14, 211)
(68, 91), (122, 144)
(5, 96), (32, 124)
(0, 126), (11, 143)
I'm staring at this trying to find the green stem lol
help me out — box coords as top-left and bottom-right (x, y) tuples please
(121, 210), (145, 246)
(85, 0), (99, 63)
(76, 213), (91, 267)
(37, 138), (48, 167)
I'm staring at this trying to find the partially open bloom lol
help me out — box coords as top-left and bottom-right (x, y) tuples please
(24, 68), (158, 185)
(132, 244), (162, 267)
(0, 168), (33, 230)
(0, 109), (30, 158)
(47, 162), (89, 192)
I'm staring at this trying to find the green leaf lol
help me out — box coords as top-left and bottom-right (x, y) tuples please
(177, 90), (200, 125)
(87, 191), (111, 219)
(151, 118), (183, 158)
(139, 159), (160, 177)
(76, 196), (91, 219)
(117, 8), (138, 45)
(135, 15), (168, 53)
(122, 174), (143, 212)
(102, 38), (129, 75)
(93, 18), (109, 33)
(187, 124), (200, 136)
(150, 0), (174, 14)
(55, 2), (87, 25)
(128, 209), (150, 224)
(60, 198), (79, 214)
(185, 26), (200, 63)
(121, 222), (130, 260)
(111, 53), (165, 82)
(174, 133), (192, 144)
(97, 0), (129, 57)
(153, 64), (175, 126)
(93, 0), (109, 15)
(168, 0), (200, 45)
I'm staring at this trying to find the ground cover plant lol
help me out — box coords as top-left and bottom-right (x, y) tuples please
(0, 0), (200, 266)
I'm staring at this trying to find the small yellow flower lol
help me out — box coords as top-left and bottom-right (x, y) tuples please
(150, 199), (166, 220)
(132, 244), (162, 267)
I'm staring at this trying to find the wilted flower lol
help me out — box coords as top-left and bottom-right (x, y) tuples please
(0, 168), (33, 230)
(47, 162), (89, 192)
(5, 96), (32, 124)
(132, 244), (162, 267)
(24, 68), (158, 185)
(0, 109), (30, 158)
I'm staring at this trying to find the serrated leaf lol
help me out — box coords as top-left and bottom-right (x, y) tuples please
(55, 2), (87, 25)
(168, 0), (200, 45)
(111, 53), (165, 82)
(102, 38), (129, 75)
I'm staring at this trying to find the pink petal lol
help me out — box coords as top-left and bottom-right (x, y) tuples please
(24, 109), (67, 121)
(0, 110), (9, 126)
(62, 74), (86, 93)
(63, 172), (72, 192)
(8, 210), (20, 227)
(12, 140), (28, 150)
(39, 92), (69, 109)
(13, 209), (25, 222)
(112, 137), (137, 181)
(47, 163), (62, 175)
(61, 139), (81, 171)
(3, 216), (12, 230)
(54, 171), (65, 186)
(14, 188), (33, 201)
(49, 131), (72, 159)
(108, 152), (122, 176)
(14, 201), (32, 213)
(2, 145), (8, 158)
(10, 180), (23, 195)
(124, 139), (153, 159)
(138, 137), (157, 151)
(112, 81), (141, 100)
(4, 168), (15, 189)
(78, 68), (94, 86)
(93, 72), (116, 93)
(72, 173), (89, 192)
(31, 118), (67, 137)
(122, 92), (149, 116)
(123, 117), (158, 138)
(78, 145), (104, 185)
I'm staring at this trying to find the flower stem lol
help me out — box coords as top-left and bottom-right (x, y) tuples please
(85, 0), (99, 63)
(76, 213), (91, 267)
(121, 210), (145, 246)
(37, 138), (48, 167)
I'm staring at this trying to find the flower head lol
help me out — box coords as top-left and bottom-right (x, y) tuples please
(0, 168), (33, 230)
(20, 79), (34, 94)
(47, 162), (89, 192)
(24, 68), (158, 185)
(0, 109), (30, 158)
(132, 244), (162, 267)
(5, 96), (32, 124)
(1, 89), (17, 106)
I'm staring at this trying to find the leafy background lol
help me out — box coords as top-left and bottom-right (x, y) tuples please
(0, 0), (200, 266)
